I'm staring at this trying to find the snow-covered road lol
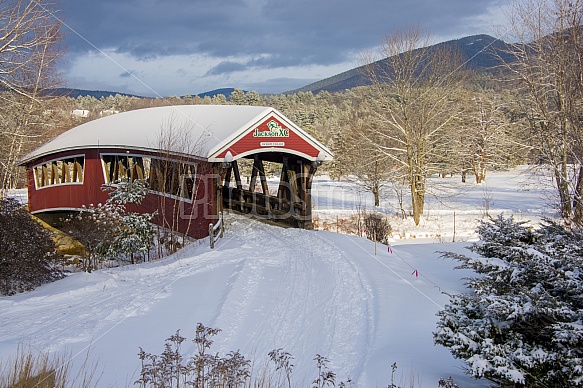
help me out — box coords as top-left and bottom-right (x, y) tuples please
(0, 215), (480, 387)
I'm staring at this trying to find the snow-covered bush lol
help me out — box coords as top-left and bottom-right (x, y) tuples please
(65, 203), (118, 271)
(105, 180), (156, 263)
(66, 179), (155, 269)
(435, 215), (583, 387)
(0, 198), (63, 295)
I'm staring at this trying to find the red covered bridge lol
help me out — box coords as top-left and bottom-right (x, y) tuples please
(19, 105), (333, 239)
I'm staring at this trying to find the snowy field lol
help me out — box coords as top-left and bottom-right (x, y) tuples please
(0, 166), (557, 387)
(312, 165), (554, 243)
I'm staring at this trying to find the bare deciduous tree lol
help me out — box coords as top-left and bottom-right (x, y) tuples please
(360, 26), (465, 225)
(0, 0), (63, 196)
(500, 0), (583, 225)
(332, 88), (394, 206)
(457, 90), (524, 183)
(152, 114), (209, 252)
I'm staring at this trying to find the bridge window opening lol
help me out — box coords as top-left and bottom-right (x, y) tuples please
(101, 154), (151, 184)
(102, 154), (196, 200)
(33, 156), (85, 189)
(149, 158), (197, 200)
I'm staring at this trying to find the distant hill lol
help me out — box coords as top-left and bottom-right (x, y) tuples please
(49, 88), (143, 99)
(193, 88), (240, 99)
(288, 34), (516, 94)
(48, 87), (242, 100)
(188, 88), (250, 99)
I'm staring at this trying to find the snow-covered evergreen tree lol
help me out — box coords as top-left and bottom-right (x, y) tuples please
(435, 215), (583, 387)
(67, 179), (155, 268)
(103, 179), (155, 264)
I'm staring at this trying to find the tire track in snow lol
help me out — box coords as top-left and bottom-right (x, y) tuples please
(209, 218), (374, 383)
(303, 230), (375, 382)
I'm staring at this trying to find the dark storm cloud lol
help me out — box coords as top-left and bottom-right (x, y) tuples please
(205, 61), (248, 76)
(61, 0), (508, 73)
(119, 69), (141, 78)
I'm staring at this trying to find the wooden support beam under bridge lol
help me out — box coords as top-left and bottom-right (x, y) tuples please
(221, 153), (317, 229)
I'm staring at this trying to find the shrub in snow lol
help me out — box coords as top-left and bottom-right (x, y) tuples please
(136, 323), (251, 387)
(100, 179), (155, 262)
(268, 348), (294, 388)
(65, 203), (118, 271)
(435, 215), (583, 387)
(0, 345), (98, 387)
(0, 198), (63, 295)
(312, 354), (339, 388)
(437, 376), (459, 388)
(66, 179), (155, 270)
(136, 324), (356, 388)
(364, 211), (392, 244)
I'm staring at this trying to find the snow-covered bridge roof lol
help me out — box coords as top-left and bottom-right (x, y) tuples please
(20, 105), (333, 164)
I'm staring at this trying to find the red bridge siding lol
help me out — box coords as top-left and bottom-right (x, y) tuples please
(26, 150), (217, 240)
(27, 149), (107, 214)
(216, 116), (320, 159)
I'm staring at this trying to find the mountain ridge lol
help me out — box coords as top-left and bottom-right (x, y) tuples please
(285, 34), (515, 94)
(50, 88), (142, 99)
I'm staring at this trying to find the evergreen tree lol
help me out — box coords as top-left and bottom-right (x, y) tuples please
(67, 179), (156, 268)
(102, 179), (156, 264)
(435, 215), (583, 387)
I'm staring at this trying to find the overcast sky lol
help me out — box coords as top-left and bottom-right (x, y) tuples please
(59, 0), (513, 97)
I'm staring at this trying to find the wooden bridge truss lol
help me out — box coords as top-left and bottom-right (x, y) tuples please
(220, 153), (317, 229)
